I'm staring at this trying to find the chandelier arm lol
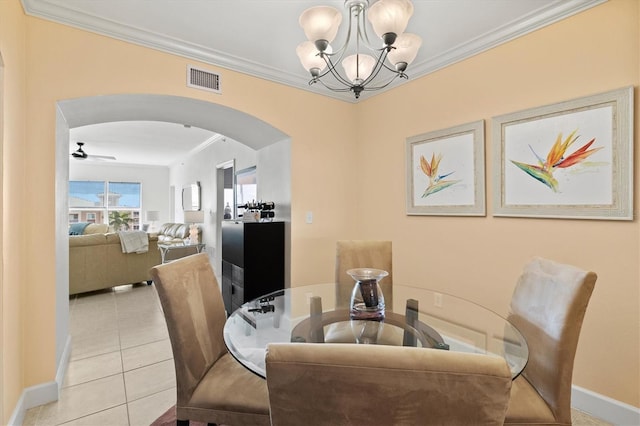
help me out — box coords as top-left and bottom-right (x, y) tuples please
(323, 3), (357, 59)
(307, 71), (352, 93)
(314, 54), (338, 80)
(358, 48), (391, 87)
(378, 59), (406, 76)
(318, 54), (357, 88)
(362, 74), (402, 91)
(314, 77), (353, 93)
(327, 63), (359, 88)
(312, 53), (350, 89)
(356, 7), (379, 52)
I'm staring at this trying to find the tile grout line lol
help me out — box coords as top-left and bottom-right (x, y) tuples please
(114, 288), (133, 426)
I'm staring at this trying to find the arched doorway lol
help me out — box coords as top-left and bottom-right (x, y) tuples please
(55, 94), (290, 382)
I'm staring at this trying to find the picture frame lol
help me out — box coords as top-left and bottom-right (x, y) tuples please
(406, 120), (485, 216)
(492, 86), (633, 220)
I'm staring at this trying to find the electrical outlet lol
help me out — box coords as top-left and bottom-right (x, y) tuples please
(305, 211), (313, 224)
(434, 292), (443, 308)
(305, 292), (313, 305)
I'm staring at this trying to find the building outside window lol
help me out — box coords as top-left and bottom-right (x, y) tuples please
(69, 181), (142, 230)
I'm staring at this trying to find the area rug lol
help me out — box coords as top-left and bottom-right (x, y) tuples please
(150, 405), (206, 426)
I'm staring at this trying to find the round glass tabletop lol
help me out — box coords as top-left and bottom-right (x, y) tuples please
(223, 283), (528, 379)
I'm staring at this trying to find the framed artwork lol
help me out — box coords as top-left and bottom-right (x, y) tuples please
(492, 86), (633, 220)
(406, 120), (485, 216)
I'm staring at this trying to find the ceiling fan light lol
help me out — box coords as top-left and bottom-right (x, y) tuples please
(388, 33), (422, 67)
(342, 54), (376, 84)
(296, 41), (328, 73)
(367, 0), (414, 42)
(299, 6), (342, 46)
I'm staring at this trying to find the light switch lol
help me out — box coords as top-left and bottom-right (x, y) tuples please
(305, 211), (313, 224)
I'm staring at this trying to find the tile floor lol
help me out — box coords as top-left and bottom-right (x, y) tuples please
(22, 283), (612, 426)
(24, 284), (176, 426)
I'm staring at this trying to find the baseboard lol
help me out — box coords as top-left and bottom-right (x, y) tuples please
(55, 335), (73, 391)
(7, 381), (57, 426)
(572, 385), (640, 425)
(7, 335), (71, 425)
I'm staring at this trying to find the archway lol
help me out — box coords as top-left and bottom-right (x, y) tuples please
(54, 94), (290, 386)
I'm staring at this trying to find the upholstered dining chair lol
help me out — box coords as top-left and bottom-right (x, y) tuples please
(335, 240), (393, 309)
(504, 257), (597, 425)
(266, 343), (513, 426)
(150, 253), (270, 426)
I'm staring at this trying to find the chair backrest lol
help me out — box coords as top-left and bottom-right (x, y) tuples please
(150, 253), (228, 405)
(508, 257), (597, 424)
(335, 240), (393, 309)
(266, 343), (512, 426)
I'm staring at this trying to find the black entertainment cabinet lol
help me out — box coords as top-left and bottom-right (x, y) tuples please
(221, 221), (285, 315)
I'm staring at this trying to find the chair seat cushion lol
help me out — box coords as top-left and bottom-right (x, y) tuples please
(324, 321), (403, 345)
(178, 353), (270, 425)
(505, 375), (557, 425)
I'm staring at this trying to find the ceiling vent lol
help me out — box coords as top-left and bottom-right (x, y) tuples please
(187, 65), (221, 94)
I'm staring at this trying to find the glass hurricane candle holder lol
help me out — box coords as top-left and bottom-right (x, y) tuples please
(347, 268), (387, 321)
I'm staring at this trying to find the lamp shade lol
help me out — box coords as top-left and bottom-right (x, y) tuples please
(367, 0), (414, 39)
(342, 54), (376, 84)
(145, 210), (160, 221)
(299, 6), (342, 44)
(387, 33), (422, 67)
(184, 210), (205, 224)
(296, 41), (328, 73)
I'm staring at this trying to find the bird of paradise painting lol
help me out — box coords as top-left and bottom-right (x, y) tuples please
(419, 153), (461, 197)
(407, 120), (485, 216)
(494, 87), (632, 219)
(510, 129), (602, 192)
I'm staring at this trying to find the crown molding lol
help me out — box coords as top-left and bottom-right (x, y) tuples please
(21, 0), (607, 103)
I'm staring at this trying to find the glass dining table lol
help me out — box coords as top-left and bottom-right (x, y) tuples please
(223, 283), (528, 379)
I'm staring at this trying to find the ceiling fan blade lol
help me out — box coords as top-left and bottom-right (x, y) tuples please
(88, 154), (117, 161)
(71, 142), (116, 161)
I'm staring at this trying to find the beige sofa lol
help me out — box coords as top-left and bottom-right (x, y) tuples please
(69, 231), (161, 295)
(69, 222), (199, 295)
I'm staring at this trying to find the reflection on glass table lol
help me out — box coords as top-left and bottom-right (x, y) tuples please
(223, 283), (528, 379)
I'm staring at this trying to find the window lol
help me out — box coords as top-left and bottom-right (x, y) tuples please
(69, 181), (142, 230)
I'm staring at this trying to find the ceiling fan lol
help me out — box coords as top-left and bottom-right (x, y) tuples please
(71, 142), (116, 161)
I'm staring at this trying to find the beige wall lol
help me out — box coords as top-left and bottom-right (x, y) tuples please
(0, 0), (638, 422)
(23, 0), (357, 404)
(356, 0), (639, 406)
(0, 0), (27, 422)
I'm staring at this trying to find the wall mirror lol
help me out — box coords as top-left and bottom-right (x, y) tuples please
(182, 182), (201, 211)
(236, 166), (257, 207)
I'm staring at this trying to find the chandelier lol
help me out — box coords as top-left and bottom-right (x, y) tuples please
(296, 0), (422, 99)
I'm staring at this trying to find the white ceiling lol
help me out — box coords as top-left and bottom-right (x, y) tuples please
(22, 0), (604, 166)
(70, 121), (221, 167)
